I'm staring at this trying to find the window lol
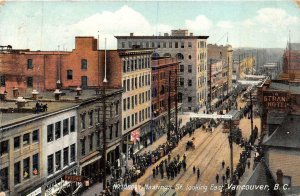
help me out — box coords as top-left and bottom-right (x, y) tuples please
(27, 59), (33, 69)
(0, 167), (8, 191)
(70, 116), (75, 132)
(123, 98), (126, 111)
(127, 97), (130, 110)
(127, 116), (130, 128)
(188, 80), (192, 86)
(121, 42), (125, 48)
(81, 59), (87, 69)
(55, 151), (61, 171)
(81, 140), (85, 155)
(115, 101), (119, 115)
(70, 144), (76, 162)
(189, 55), (191, 59)
(180, 78), (184, 86)
(180, 65), (184, 72)
(115, 122), (119, 137)
(123, 80), (126, 92)
(0, 75), (5, 87)
(181, 42), (184, 48)
(188, 107), (192, 111)
(81, 113), (86, 129)
(135, 95), (138, 105)
(0, 140), (8, 156)
(63, 147), (69, 167)
(109, 126), (113, 140)
(63, 119), (69, 136)
(129, 42), (132, 48)
(32, 153), (39, 175)
(47, 154), (54, 175)
(169, 42), (172, 48)
(27, 77), (33, 87)
(163, 42), (166, 48)
(178, 93), (183, 103)
(55, 121), (61, 140)
(14, 162), (21, 185)
(200, 41), (205, 48)
(14, 137), (20, 150)
(146, 42), (149, 48)
(131, 114), (134, 127)
(188, 42), (192, 48)
(23, 157), (30, 180)
(47, 124), (54, 142)
(127, 79), (130, 91)
(151, 42), (155, 48)
(157, 42), (160, 48)
(188, 97), (192, 102)
(123, 118), (126, 130)
(89, 134), (93, 150)
(131, 96), (134, 109)
(67, 70), (73, 80)
(131, 78), (134, 90)
(175, 42), (178, 48)
(32, 129), (39, 143)
(81, 76), (88, 89)
(88, 111), (93, 126)
(23, 133), (30, 146)
(188, 65), (192, 73)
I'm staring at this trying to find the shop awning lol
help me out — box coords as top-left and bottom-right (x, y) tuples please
(79, 151), (101, 168)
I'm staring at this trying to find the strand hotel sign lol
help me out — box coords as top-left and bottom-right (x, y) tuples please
(263, 90), (289, 110)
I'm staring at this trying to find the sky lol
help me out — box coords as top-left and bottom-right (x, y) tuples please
(0, 0), (299, 50)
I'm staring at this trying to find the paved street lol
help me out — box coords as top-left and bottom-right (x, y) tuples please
(120, 112), (261, 196)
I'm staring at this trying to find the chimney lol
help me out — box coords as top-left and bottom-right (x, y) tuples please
(190, 33), (193, 36)
(13, 87), (19, 98)
(53, 89), (62, 100)
(130, 33), (134, 37)
(164, 33), (169, 36)
(32, 90), (39, 100)
(15, 97), (27, 108)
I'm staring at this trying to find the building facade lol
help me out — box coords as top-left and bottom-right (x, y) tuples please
(207, 44), (233, 94)
(115, 30), (209, 112)
(151, 57), (179, 140)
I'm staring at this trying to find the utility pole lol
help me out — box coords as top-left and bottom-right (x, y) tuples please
(250, 91), (253, 136)
(102, 38), (108, 191)
(227, 56), (229, 95)
(209, 59), (212, 113)
(229, 119), (234, 178)
(167, 70), (171, 141)
(175, 69), (178, 136)
(238, 51), (241, 80)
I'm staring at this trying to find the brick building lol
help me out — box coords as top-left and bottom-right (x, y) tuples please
(0, 37), (122, 99)
(151, 57), (179, 140)
(279, 43), (300, 83)
(115, 30), (209, 112)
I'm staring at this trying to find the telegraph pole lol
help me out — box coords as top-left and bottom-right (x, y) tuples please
(250, 91), (253, 136)
(167, 70), (171, 141)
(175, 69), (178, 136)
(229, 119), (234, 178)
(209, 59), (212, 113)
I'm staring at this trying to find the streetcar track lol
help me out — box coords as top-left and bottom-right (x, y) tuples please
(151, 127), (225, 195)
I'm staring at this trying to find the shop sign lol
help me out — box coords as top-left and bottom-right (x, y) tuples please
(26, 187), (41, 196)
(263, 91), (288, 109)
(63, 175), (83, 182)
(131, 129), (140, 143)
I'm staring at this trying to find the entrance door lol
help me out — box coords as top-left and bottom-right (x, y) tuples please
(81, 76), (88, 89)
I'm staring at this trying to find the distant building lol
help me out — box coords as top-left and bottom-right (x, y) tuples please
(207, 44), (233, 94)
(115, 30), (209, 112)
(279, 43), (300, 83)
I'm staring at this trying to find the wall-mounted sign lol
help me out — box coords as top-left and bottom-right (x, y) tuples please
(63, 175), (83, 182)
(263, 91), (288, 109)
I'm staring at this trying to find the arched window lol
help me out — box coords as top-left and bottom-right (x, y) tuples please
(175, 53), (184, 60)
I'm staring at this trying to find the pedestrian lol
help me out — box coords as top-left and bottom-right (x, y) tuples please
(226, 167), (230, 179)
(193, 166), (196, 174)
(183, 154), (186, 161)
(222, 174), (226, 184)
(222, 160), (225, 169)
(216, 173), (219, 183)
(152, 168), (155, 178)
(247, 160), (250, 169)
(197, 168), (200, 180)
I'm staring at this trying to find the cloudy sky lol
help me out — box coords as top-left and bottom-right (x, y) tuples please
(0, 0), (299, 50)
